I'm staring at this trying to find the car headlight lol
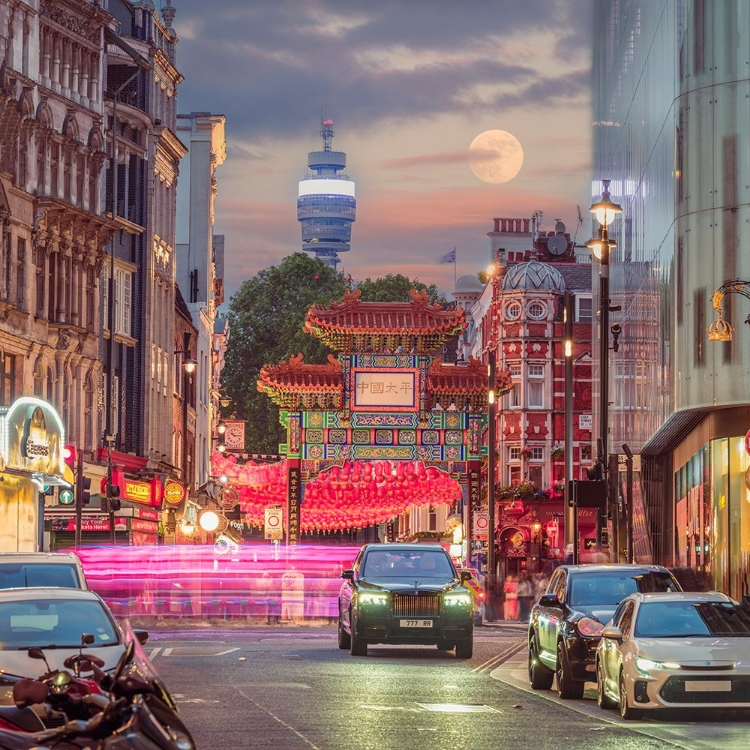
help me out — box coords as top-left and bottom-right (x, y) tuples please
(444, 593), (473, 607)
(576, 617), (604, 637)
(635, 657), (681, 674)
(359, 592), (389, 606)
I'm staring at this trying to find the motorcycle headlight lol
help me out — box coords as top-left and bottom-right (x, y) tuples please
(359, 592), (389, 606)
(576, 617), (604, 637)
(635, 657), (681, 674)
(444, 593), (473, 607)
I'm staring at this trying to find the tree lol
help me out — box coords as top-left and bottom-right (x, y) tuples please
(223, 254), (346, 454)
(224, 261), (451, 453)
(356, 274), (447, 304)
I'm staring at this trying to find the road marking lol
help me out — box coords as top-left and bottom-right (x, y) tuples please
(156, 647), (240, 657)
(473, 640), (525, 673)
(148, 647), (161, 660)
(417, 703), (502, 713)
(360, 705), (423, 713)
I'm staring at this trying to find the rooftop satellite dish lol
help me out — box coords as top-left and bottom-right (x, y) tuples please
(547, 235), (567, 256)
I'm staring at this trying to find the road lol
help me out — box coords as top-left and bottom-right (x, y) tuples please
(143, 623), (749, 750)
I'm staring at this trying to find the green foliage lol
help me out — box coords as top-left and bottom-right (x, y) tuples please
(356, 274), (447, 304)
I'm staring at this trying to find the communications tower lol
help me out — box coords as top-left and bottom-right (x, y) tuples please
(297, 119), (356, 270)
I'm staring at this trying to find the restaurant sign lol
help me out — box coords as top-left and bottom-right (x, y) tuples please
(0, 397), (65, 478)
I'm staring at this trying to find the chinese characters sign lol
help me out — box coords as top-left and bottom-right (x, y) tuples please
(352, 369), (417, 411)
(287, 462), (301, 545)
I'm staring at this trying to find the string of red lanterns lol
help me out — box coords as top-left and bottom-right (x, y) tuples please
(210, 452), (462, 532)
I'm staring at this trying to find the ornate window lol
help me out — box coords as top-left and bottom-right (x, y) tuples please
(527, 300), (547, 320)
(505, 301), (522, 320)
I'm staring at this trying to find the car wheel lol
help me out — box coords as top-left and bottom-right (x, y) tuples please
(596, 660), (617, 709)
(618, 670), (642, 720)
(556, 641), (584, 700)
(528, 638), (554, 690)
(349, 611), (367, 656)
(455, 638), (473, 659)
(337, 612), (351, 650)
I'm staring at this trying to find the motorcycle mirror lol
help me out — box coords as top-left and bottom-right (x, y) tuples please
(27, 648), (46, 660)
(133, 629), (149, 645)
(81, 633), (95, 646)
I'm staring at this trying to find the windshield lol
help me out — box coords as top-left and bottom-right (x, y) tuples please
(362, 549), (456, 579)
(0, 598), (119, 650)
(570, 571), (679, 607)
(635, 600), (750, 638)
(0, 563), (81, 590)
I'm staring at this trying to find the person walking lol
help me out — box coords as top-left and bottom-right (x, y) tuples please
(516, 571), (534, 623)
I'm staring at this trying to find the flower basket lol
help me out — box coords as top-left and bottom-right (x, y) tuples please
(581, 443), (592, 460)
(551, 447), (565, 460)
(520, 449), (533, 460)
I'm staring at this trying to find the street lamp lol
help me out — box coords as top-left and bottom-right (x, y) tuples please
(707, 279), (750, 341)
(588, 179), (621, 552)
(486, 349), (497, 617)
(175, 333), (196, 486)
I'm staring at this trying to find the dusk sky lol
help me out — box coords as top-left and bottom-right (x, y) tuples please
(172, 0), (594, 302)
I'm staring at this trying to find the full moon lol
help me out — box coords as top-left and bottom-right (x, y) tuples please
(468, 129), (524, 184)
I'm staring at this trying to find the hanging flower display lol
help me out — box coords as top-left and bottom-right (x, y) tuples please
(209, 452), (462, 532)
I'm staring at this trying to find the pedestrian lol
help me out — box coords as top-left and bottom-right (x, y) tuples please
(516, 571), (534, 622)
(503, 575), (518, 621)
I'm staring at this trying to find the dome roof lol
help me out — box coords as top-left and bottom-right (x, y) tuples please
(502, 261), (565, 292)
(453, 274), (483, 294)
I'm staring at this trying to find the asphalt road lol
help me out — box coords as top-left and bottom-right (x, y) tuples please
(143, 624), (749, 750)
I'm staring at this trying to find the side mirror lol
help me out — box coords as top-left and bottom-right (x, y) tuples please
(538, 593), (561, 607)
(341, 569), (354, 581)
(601, 625), (623, 642)
(133, 629), (149, 645)
(460, 571), (472, 583)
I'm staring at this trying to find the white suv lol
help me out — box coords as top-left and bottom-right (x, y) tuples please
(0, 552), (88, 590)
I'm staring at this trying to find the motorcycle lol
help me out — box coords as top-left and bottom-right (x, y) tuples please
(0, 621), (195, 749)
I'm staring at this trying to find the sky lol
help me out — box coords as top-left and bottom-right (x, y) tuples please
(170, 0), (594, 303)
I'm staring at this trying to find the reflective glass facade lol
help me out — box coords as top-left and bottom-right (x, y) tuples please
(593, 1), (750, 597)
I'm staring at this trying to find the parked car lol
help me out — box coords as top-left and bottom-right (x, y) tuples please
(528, 564), (682, 699)
(596, 591), (750, 719)
(338, 543), (474, 658)
(0, 553), (88, 590)
(0, 588), (146, 728)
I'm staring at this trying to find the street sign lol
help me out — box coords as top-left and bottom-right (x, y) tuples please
(473, 512), (489, 540)
(59, 489), (74, 505)
(264, 507), (283, 540)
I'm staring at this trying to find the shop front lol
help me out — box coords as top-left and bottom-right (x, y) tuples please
(0, 397), (68, 552)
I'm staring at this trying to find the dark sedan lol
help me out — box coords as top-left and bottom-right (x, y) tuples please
(337, 543), (474, 658)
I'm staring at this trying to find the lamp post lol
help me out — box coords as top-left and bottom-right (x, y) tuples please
(175, 333), (197, 488)
(486, 349), (497, 614)
(587, 179), (622, 553)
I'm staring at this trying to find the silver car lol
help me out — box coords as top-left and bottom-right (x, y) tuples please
(596, 591), (750, 719)
(0, 588), (131, 728)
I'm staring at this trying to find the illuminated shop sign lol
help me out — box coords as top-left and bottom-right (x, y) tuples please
(351, 369), (417, 411)
(0, 397), (65, 477)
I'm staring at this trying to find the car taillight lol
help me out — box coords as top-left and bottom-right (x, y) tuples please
(479, 592), (485, 601)
(577, 617), (604, 637)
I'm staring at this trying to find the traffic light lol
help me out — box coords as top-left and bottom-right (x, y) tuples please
(81, 477), (91, 506)
(63, 445), (77, 469)
(107, 483), (121, 512)
(586, 460), (605, 481)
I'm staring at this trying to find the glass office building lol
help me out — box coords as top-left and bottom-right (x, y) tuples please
(593, 1), (750, 597)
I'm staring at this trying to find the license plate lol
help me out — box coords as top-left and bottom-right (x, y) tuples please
(400, 619), (433, 628)
(684, 680), (732, 692)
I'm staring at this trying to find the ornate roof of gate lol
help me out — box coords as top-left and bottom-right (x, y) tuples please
(257, 353), (343, 410)
(428, 356), (515, 412)
(304, 288), (466, 353)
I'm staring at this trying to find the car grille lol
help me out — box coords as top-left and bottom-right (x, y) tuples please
(393, 593), (441, 618)
(659, 676), (750, 704)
